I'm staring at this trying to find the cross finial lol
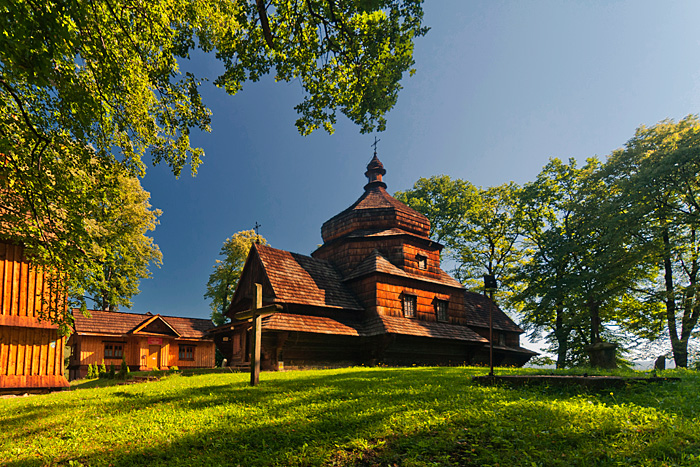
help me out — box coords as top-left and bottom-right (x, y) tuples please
(371, 136), (381, 156)
(254, 221), (261, 244)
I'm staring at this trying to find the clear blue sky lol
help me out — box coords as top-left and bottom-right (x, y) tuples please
(133, 1), (700, 352)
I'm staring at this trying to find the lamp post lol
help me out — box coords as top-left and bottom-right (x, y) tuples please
(483, 274), (497, 377)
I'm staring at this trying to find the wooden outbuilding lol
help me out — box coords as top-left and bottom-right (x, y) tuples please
(211, 156), (536, 369)
(68, 309), (215, 379)
(0, 241), (69, 392)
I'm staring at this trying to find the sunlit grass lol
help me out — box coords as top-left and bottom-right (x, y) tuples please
(2, 366), (699, 466)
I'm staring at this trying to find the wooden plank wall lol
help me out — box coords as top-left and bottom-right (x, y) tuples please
(0, 242), (68, 389)
(0, 242), (63, 327)
(0, 326), (67, 388)
(71, 335), (215, 376)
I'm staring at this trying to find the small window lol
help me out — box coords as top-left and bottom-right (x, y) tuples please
(498, 333), (506, 346)
(403, 294), (417, 318)
(435, 300), (448, 322)
(104, 343), (123, 359)
(416, 255), (427, 270)
(179, 345), (195, 361)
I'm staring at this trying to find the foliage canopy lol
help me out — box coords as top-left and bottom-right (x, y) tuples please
(0, 0), (426, 329)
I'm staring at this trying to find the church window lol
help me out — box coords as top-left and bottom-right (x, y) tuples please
(403, 294), (417, 318)
(435, 300), (448, 322)
(179, 345), (195, 361)
(416, 255), (427, 269)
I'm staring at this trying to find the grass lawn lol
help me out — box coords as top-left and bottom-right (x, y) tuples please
(2, 366), (699, 466)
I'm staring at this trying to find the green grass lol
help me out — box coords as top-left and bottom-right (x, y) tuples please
(2, 366), (700, 466)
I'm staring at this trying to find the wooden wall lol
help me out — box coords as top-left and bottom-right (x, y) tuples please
(0, 241), (68, 390)
(348, 274), (465, 324)
(0, 242), (64, 327)
(69, 335), (215, 379)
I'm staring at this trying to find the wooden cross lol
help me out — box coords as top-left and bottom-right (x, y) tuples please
(233, 283), (281, 386)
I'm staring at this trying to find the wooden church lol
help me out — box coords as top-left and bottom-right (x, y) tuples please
(211, 156), (536, 370)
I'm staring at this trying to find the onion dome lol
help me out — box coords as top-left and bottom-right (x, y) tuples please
(321, 156), (430, 243)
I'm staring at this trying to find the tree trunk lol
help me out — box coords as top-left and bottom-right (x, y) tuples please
(588, 298), (601, 344)
(662, 228), (685, 367)
(554, 306), (568, 368)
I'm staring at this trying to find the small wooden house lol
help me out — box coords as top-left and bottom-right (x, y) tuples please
(212, 156), (536, 369)
(0, 241), (69, 392)
(68, 310), (215, 379)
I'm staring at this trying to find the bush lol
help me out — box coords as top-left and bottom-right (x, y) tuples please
(86, 363), (97, 379)
(117, 359), (129, 380)
(98, 361), (107, 379)
(108, 363), (115, 379)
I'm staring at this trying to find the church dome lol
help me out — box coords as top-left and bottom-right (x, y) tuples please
(321, 156), (431, 243)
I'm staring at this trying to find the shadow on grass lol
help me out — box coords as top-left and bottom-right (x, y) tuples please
(3, 367), (700, 466)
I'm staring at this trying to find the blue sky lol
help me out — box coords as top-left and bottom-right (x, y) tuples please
(132, 1), (700, 351)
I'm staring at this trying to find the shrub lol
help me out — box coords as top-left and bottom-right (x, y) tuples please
(98, 361), (107, 379)
(117, 359), (129, 380)
(86, 363), (96, 379)
(108, 363), (115, 379)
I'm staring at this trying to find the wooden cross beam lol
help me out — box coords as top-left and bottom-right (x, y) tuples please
(233, 283), (282, 386)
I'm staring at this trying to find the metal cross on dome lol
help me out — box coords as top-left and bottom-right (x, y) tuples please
(371, 136), (381, 156)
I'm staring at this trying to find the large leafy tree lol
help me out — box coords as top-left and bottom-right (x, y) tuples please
(205, 230), (266, 326)
(396, 177), (524, 300)
(1, 0), (426, 329)
(605, 115), (700, 367)
(86, 173), (162, 312)
(515, 158), (645, 367)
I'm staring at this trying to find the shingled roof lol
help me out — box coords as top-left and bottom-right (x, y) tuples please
(343, 249), (463, 288)
(256, 245), (364, 310)
(72, 309), (214, 339)
(321, 156), (430, 242)
(262, 312), (363, 336)
(462, 292), (524, 333)
(364, 314), (488, 342)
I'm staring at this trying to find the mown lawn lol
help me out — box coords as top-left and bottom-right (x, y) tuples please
(2, 366), (699, 466)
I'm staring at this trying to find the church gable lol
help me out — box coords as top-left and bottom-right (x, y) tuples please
(227, 244), (363, 317)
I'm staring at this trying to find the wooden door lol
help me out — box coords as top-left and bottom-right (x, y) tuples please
(148, 345), (160, 369)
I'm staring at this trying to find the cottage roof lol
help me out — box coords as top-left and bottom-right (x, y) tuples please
(72, 309), (214, 339)
(321, 156), (430, 242)
(255, 244), (364, 310)
(462, 292), (524, 333)
(343, 249), (463, 288)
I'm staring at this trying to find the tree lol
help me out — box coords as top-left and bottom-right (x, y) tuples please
(516, 158), (652, 367)
(1, 0), (426, 329)
(604, 115), (700, 367)
(396, 177), (524, 300)
(205, 230), (267, 326)
(85, 173), (162, 311)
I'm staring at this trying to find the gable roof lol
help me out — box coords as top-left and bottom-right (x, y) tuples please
(343, 249), (464, 289)
(462, 292), (524, 333)
(72, 309), (214, 339)
(131, 314), (181, 337)
(254, 244), (364, 310)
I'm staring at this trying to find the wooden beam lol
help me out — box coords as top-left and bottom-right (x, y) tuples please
(233, 304), (282, 321)
(250, 284), (262, 386)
